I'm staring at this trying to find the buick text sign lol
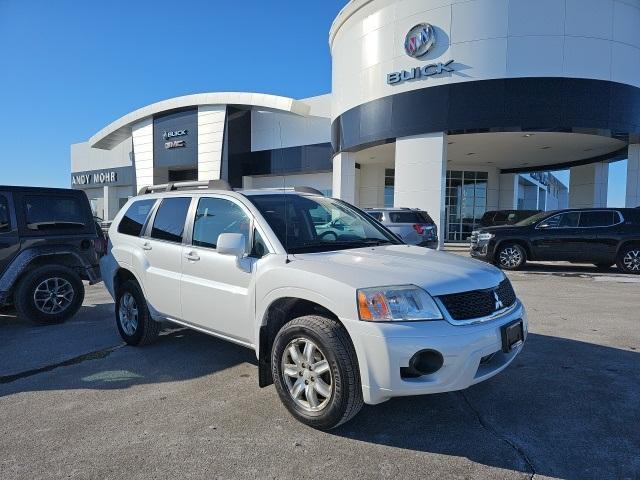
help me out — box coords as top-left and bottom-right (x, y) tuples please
(387, 59), (455, 85)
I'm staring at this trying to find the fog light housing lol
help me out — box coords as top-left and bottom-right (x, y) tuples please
(400, 349), (444, 378)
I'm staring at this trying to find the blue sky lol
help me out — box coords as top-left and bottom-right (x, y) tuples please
(0, 0), (628, 206)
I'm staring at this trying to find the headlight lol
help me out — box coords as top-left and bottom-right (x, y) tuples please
(478, 233), (495, 241)
(357, 285), (443, 322)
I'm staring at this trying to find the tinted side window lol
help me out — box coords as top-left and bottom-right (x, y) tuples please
(493, 212), (508, 222)
(579, 211), (615, 227)
(192, 198), (250, 249)
(558, 212), (580, 228)
(389, 212), (422, 223)
(0, 195), (10, 232)
(251, 229), (268, 258)
(367, 212), (383, 221)
(118, 199), (156, 236)
(150, 197), (191, 243)
(24, 195), (85, 231)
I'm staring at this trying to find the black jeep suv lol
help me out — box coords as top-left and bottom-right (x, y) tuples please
(470, 208), (640, 274)
(0, 186), (102, 323)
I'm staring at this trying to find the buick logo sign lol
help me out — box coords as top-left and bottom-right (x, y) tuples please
(404, 23), (435, 58)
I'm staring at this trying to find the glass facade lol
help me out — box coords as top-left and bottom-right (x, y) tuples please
(445, 170), (487, 242)
(384, 168), (395, 207)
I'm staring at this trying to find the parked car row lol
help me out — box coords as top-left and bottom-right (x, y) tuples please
(470, 208), (640, 274)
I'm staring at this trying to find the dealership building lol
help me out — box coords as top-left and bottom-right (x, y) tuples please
(71, 0), (640, 244)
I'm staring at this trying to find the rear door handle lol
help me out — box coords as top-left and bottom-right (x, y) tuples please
(141, 242), (152, 251)
(184, 251), (200, 261)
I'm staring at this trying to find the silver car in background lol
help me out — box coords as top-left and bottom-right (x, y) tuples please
(365, 208), (438, 248)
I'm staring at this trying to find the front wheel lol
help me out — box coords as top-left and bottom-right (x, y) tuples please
(271, 315), (363, 430)
(495, 243), (526, 270)
(617, 245), (640, 274)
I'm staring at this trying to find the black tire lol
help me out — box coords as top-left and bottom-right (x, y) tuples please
(115, 279), (160, 345)
(495, 243), (527, 270)
(616, 244), (640, 275)
(271, 315), (363, 430)
(593, 262), (614, 270)
(15, 264), (84, 324)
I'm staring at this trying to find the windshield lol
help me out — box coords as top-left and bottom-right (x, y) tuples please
(514, 211), (554, 226)
(248, 194), (402, 253)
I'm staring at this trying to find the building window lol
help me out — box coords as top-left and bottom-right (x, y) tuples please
(384, 169), (395, 207)
(445, 171), (487, 242)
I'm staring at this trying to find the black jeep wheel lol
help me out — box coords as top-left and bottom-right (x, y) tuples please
(15, 264), (84, 324)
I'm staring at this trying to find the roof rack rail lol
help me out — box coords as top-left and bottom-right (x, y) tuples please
(137, 179), (233, 195)
(293, 186), (324, 196)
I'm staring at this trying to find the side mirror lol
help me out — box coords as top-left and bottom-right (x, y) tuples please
(217, 233), (246, 257)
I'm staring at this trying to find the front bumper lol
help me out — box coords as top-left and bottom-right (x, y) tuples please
(470, 241), (495, 261)
(342, 301), (527, 404)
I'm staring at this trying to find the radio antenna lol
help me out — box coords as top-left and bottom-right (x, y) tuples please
(277, 120), (291, 264)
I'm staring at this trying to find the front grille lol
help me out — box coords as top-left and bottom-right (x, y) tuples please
(438, 279), (517, 321)
(469, 231), (479, 246)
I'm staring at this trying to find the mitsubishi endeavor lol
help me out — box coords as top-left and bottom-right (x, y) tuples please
(100, 181), (527, 429)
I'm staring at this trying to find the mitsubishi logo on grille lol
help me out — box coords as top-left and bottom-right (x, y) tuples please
(493, 290), (504, 311)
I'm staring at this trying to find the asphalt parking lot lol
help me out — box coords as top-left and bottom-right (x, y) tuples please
(1, 262), (639, 480)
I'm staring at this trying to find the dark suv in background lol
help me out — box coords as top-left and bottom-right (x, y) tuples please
(470, 208), (640, 274)
(0, 186), (102, 323)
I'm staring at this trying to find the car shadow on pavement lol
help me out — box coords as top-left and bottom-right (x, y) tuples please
(330, 333), (640, 479)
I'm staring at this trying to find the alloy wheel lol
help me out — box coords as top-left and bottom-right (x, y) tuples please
(499, 247), (522, 268)
(623, 249), (640, 272)
(33, 277), (74, 314)
(281, 337), (333, 412)
(119, 292), (139, 336)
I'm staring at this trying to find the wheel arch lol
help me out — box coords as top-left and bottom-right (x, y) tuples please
(257, 296), (354, 388)
(493, 238), (533, 262)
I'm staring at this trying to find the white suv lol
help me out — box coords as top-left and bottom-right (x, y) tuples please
(100, 181), (527, 429)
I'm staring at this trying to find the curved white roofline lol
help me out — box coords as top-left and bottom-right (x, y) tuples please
(329, 0), (374, 49)
(90, 92), (311, 150)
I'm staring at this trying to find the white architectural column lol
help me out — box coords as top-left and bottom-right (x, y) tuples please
(332, 152), (356, 204)
(132, 118), (154, 191)
(569, 162), (609, 208)
(626, 144), (640, 208)
(358, 163), (386, 208)
(394, 132), (447, 249)
(197, 105), (226, 181)
(498, 173), (519, 209)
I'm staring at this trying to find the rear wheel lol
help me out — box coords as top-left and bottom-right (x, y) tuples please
(495, 243), (526, 270)
(15, 265), (84, 324)
(115, 280), (160, 345)
(617, 245), (640, 274)
(271, 315), (363, 430)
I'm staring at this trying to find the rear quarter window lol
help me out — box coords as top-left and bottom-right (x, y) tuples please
(0, 195), (10, 232)
(388, 211), (433, 224)
(118, 199), (156, 236)
(24, 195), (86, 231)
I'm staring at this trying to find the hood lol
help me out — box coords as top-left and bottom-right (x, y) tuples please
(293, 245), (505, 296)
(477, 224), (525, 234)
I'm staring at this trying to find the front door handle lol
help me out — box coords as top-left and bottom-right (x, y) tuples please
(141, 242), (152, 251)
(184, 251), (200, 261)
